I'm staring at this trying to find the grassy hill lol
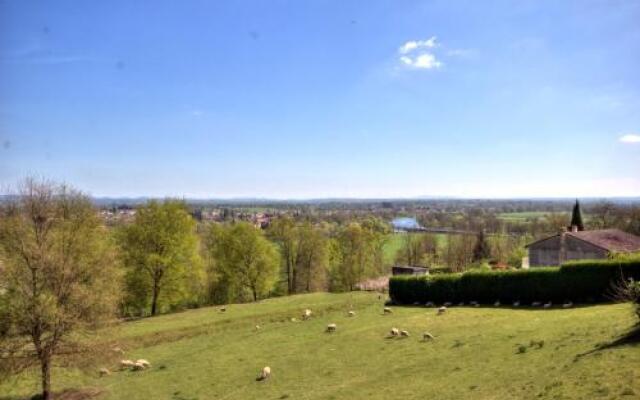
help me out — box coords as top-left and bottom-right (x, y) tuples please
(2, 292), (639, 400)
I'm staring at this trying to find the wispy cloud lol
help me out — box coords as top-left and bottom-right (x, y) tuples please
(619, 133), (640, 143)
(397, 37), (442, 70)
(0, 44), (92, 65)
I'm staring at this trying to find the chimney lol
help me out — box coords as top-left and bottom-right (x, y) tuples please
(570, 225), (578, 233)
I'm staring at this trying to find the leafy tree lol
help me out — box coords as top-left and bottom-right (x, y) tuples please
(330, 220), (388, 291)
(118, 200), (202, 316)
(208, 222), (280, 301)
(268, 216), (298, 294)
(295, 222), (329, 292)
(472, 230), (491, 262)
(395, 233), (438, 267)
(0, 179), (120, 400)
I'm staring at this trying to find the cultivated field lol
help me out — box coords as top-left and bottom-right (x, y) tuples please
(2, 292), (638, 400)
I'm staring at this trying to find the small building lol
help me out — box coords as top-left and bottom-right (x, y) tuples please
(526, 228), (640, 267)
(391, 265), (429, 276)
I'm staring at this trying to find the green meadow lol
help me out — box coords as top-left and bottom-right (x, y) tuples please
(2, 292), (638, 400)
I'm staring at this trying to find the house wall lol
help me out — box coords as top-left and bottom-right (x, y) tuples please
(529, 236), (561, 266)
(564, 236), (607, 261)
(528, 235), (608, 267)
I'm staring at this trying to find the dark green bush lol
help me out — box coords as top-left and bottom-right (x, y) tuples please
(389, 258), (640, 304)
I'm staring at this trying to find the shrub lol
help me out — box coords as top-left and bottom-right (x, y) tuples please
(390, 258), (640, 304)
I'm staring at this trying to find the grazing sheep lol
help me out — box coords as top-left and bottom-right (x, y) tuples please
(543, 302), (552, 308)
(562, 302), (573, 308)
(423, 332), (435, 341)
(513, 301), (520, 307)
(302, 309), (312, 320)
(99, 368), (111, 377)
(220, 306), (227, 312)
(136, 359), (151, 368)
(120, 360), (134, 370)
(390, 327), (400, 336)
(348, 310), (356, 317)
(531, 301), (542, 307)
(443, 302), (453, 307)
(258, 366), (271, 381)
(290, 317), (298, 322)
(255, 325), (261, 330)
(437, 306), (447, 315)
(400, 330), (410, 337)
(425, 301), (435, 307)
(132, 362), (145, 371)
(413, 301), (421, 305)
(326, 323), (337, 333)
(494, 300), (501, 307)
(458, 302), (465, 306)
(383, 307), (393, 314)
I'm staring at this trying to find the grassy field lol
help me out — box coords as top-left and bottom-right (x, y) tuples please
(2, 292), (639, 400)
(497, 211), (556, 221)
(383, 233), (448, 265)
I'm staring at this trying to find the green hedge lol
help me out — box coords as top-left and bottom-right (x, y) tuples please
(389, 259), (640, 304)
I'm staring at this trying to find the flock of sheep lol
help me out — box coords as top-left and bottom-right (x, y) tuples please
(100, 297), (576, 382)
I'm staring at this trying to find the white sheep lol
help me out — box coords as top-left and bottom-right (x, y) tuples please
(120, 360), (134, 370)
(400, 330), (410, 337)
(383, 307), (393, 314)
(532, 301), (542, 307)
(494, 300), (501, 307)
(425, 301), (435, 307)
(458, 302), (465, 306)
(302, 309), (312, 320)
(348, 310), (356, 317)
(513, 301), (520, 307)
(390, 327), (400, 336)
(259, 366), (271, 380)
(443, 302), (453, 307)
(562, 301), (573, 308)
(543, 302), (552, 308)
(423, 332), (435, 341)
(437, 306), (447, 315)
(326, 323), (337, 333)
(132, 362), (145, 371)
(220, 306), (227, 312)
(136, 359), (151, 368)
(99, 368), (111, 377)
(255, 325), (261, 330)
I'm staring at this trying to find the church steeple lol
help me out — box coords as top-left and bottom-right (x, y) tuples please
(570, 199), (585, 231)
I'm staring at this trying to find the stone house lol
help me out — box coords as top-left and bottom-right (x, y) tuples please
(526, 228), (640, 267)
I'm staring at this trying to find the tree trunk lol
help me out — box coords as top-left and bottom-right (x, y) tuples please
(151, 284), (160, 316)
(41, 355), (51, 400)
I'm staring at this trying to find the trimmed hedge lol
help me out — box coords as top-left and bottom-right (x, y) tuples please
(389, 259), (640, 305)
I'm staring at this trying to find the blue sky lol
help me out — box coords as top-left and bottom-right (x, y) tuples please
(1, 0), (639, 198)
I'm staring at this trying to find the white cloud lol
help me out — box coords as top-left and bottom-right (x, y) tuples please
(399, 53), (442, 69)
(619, 134), (640, 143)
(398, 37), (438, 54)
(397, 36), (443, 70)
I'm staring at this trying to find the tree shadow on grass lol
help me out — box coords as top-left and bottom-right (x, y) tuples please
(575, 323), (640, 359)
(0, 387), (103, 400)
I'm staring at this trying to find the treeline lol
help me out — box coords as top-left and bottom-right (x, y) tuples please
(116, 203), (391, 316)
(0, 180), (394, 320)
